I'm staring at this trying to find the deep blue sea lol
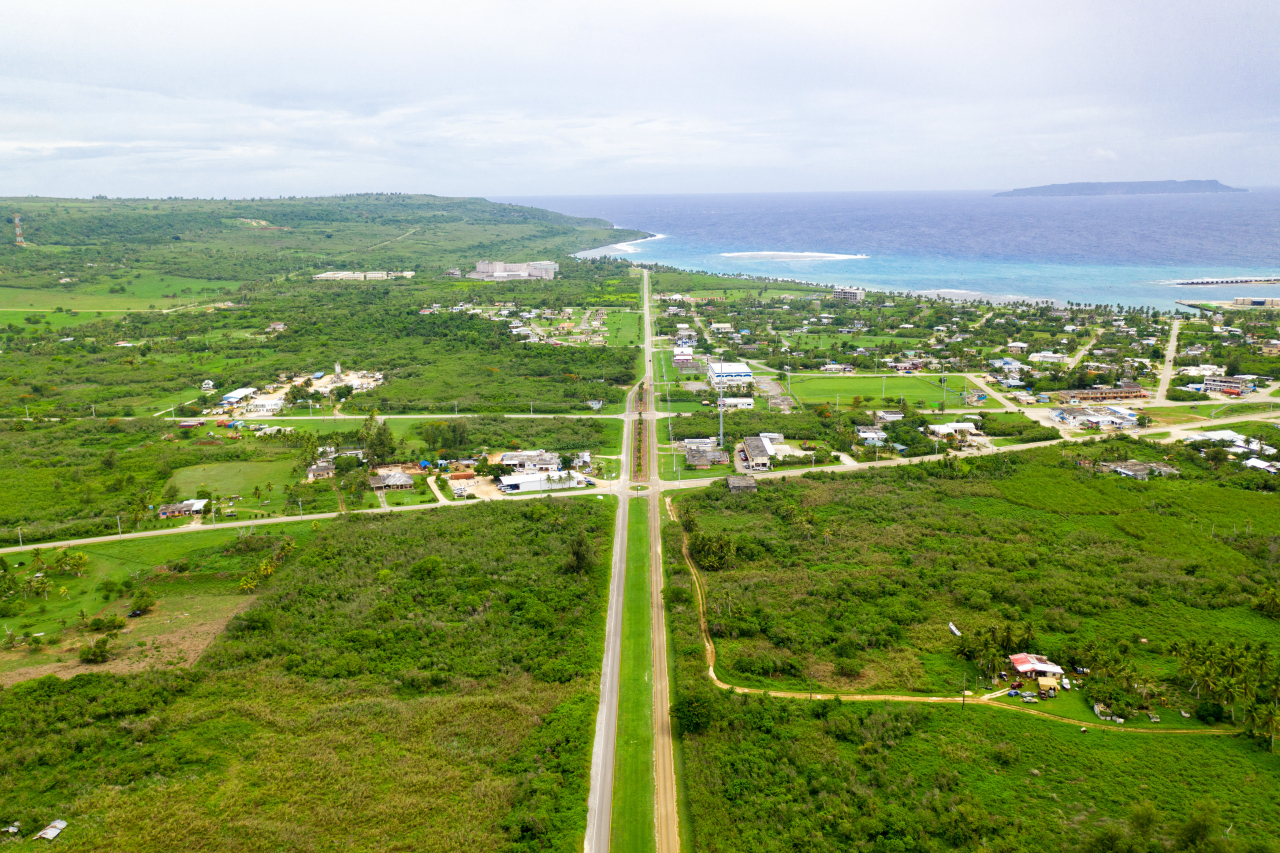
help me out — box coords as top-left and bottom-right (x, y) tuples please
(493, 191), (1280, 310)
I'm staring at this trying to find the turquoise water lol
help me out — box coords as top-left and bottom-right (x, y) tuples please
(497, 191), (1280, 310)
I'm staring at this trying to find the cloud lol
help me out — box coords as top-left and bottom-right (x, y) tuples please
(0, 0), (1277, 195)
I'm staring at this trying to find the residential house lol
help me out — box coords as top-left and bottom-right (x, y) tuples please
(306, 460), (337, 481)
(157, 499), (208, 519)
(369, 471), (414, 490)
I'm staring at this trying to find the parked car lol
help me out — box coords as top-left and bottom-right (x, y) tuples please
(1007, 690), (1020, 697)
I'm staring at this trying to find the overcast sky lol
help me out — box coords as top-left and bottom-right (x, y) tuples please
(2, 1), (1277, 198)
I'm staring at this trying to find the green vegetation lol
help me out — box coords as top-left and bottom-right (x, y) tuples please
(421, 414), (624, 457)
(672, 438), (1280, 698)
(0, 499), (615, 851)
(0, 522), (318, 678)
(612, 499), (655, 853)
(663, 438), (1280, 850)
(0, 417), (307, 545)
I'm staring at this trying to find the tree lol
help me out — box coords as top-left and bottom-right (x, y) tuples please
(1255, 586), (1280, 619)
(689, 532), (734, 572)
(131, 589), (156, 614)
(564, 530), (595, 574)
(367, 420), (396, 464)
(79, 637), (111, 664)
(1249, 701), (1280, 747)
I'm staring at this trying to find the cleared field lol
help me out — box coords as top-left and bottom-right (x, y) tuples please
(0, 520), (321, 683)
(788, 373), (975, 406)
(167, 459), (299, 500)
(606, 309), (643, 346)
(0, 271), (240, 311)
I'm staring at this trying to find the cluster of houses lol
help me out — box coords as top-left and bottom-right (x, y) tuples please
(1050, 405), (1141, 430)
(204, 364), (383, 416)
(1196, 429), (1278, 473)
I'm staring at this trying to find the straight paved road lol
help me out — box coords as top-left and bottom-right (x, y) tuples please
(584, 389), (636, 853)
(643, 269), (681, 853)
(1156, 318), (1182, 401)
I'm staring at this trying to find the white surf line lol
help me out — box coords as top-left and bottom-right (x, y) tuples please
(720, 251), (868, 260)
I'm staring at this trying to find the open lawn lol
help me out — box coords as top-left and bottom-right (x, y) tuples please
(788, 373), (976, 407)
(167, 459), (299, 501)
(659, 449), (735, 482)
(606, 310), (643, 347)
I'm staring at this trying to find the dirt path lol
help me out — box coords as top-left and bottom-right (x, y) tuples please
(675, 525), (1226, 735)
(364, 227), (417, 251)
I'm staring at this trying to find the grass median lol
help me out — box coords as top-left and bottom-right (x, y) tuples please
(611, 496), (656, 853)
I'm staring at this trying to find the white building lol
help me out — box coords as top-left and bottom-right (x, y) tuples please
(1029, 351), (1068, 364)
(499, 471), (586, 492)
(832, 286), (866, 303)
(312, 271), (415, 281)
(672, 346), (695, 365)
(468, 261), (559, 281)
(708, 362), (754, 389)
(717, 397), (754, 410)
(221, 387), (257, 404)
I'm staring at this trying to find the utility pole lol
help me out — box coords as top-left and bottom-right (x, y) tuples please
(299, 499), (304, 518)
(962, 673), (966, 709)
(17, 528), (21, 547)
(116, 516), (122, 537)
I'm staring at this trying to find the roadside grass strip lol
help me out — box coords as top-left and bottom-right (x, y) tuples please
(611, 497), (656, 853)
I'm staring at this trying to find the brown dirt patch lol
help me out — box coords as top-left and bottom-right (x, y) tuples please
(0, 594), (255, 686)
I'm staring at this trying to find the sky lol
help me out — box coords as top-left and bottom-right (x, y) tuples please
(1, 0), (1277, 198)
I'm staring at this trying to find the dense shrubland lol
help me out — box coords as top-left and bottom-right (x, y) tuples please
(664, 442), (1280, 852)
(0, 499), (614, 851)
(674, 440), (1280, 696)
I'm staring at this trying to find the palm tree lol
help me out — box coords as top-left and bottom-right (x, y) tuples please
(65, 552), (89, 577)
(1221, 677), (1248, 723)
(1000, 623), (1016, 654)
(1249, 704), (1280, 753)
(1017, 621), (1036, 651)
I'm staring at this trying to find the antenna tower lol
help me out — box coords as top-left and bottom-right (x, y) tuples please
(13, 214), (25, 247)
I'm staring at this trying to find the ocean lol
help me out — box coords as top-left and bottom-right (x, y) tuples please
(493, 191), (1280, 310)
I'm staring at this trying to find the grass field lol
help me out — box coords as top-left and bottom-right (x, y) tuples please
(167, 459), (299, 500)
(611, 498), (656, 853)
(659, 449), (735, 482)
(607, 310), (643, 347)
(788, 373), (975, 407)
(0, 520), (321, 682)
(0, 271), (240, 312)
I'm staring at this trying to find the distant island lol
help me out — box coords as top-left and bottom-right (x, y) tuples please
(995, 180), (1246, 197)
